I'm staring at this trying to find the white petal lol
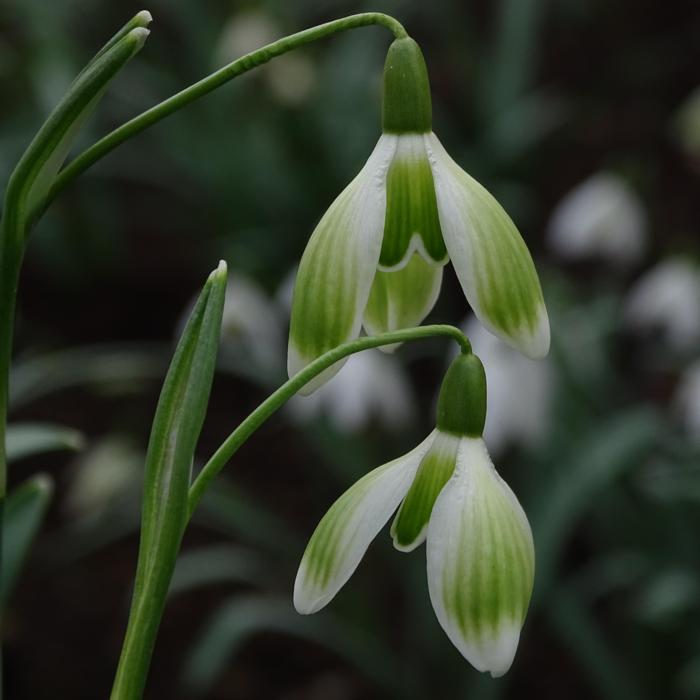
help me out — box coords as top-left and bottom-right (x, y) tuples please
(294, 431), (436, 614)
(288, 135), (398, 393)
(364, 254), (443, 344)
(547, 172), (648, 267)
(425, 133), (549, 359)
(622, 257), (700, 353)
(461, 317), (553, 456)
(426, 438), (534, 677)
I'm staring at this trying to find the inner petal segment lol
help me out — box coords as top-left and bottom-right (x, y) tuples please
(380, 134), (447, 270)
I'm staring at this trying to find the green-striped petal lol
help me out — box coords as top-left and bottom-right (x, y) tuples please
(427, 437), (534, 677)
(294, 431), (436, 614)
(364, 254), (443, 345)
(379, 134), (447, 270)
(426, 133), (550, 359)
(288, 135), (397, 393)
(391, 430), (459, 551)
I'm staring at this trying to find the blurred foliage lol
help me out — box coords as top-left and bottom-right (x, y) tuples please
(1, 0), (699, 699)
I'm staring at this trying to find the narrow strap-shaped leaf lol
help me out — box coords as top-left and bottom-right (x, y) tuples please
(2, 11), (152, 240)
(6, 423), (84, 463)
(1, 474), (53, 607)
(137, 261), (227, 576)
(111, 261), (227, 700)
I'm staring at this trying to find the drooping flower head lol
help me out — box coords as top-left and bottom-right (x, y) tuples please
(294, 351), (535, 677)
(288, 37), (549, 392)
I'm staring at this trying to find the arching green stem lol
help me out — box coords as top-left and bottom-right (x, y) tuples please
(44, 12), (407, 213)
(187, 324), (470, 517)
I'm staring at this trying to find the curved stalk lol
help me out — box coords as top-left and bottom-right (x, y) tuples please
(110, 323), (468, 698)
(187, 324), (470, 517)
(45, 12), (407, 213)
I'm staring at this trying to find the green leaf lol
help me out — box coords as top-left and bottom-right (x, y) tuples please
(2, 11), (152, 237)
(168, 545), (264, 597)
(9, 343), (167, 410)
(531, 407), (662, 600)
(1, 474), (53, 606)
(6, 422), (84, 463)
(112, 261), (227, 698)
(547, 586), (645, 700)
(182, 595), (409, 699)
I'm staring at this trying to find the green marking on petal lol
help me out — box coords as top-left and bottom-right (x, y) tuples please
(380, 135), (447, 270)
(295, 433), (435, 614)
(364, 254), (443, 337)
(304, 471), (379, 588)
(427, 133), (550, 358)
(288, 136), (396, 384)
(391, 432), (459, 551)
(427, 438), (534, 676)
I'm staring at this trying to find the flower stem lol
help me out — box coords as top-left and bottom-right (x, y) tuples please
(187, 324), (470, 518)
(45, 12), (407, 213)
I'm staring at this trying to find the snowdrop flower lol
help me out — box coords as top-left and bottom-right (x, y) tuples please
(64, 438), (141, 519)
(218, 275), (285, 378)
(547, 172), (648, 267)
(461, 316), (553, 455)
(288, 37), (549, 393)
(675, 360), (700, 440)
(215, 11), (316, 107)
(623, 258), (700, 353)
(180, 274), (285, 382)
(287, 349), (415, 432)
(294, 352), (534, 677)
(675, 86), (700, 161)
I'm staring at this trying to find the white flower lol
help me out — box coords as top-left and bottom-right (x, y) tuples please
(286, 349), (415, 432)
(547, 172), (648, 266)
(218, 275), (285, 379)
(294, 353), (534, 677)
(675, 360), (700, 440)
(215, 11), (316, 107)
(675, 86), (700, 161)
(64, 438), (141, 518)
(288, 38), (549, 393)
(623, 258), (700, 353)
(461, 317), (553, 455)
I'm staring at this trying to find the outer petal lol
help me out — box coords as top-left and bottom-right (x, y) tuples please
(426, 438), (534, 677)
(364, 254), (443, 347)
(294, 431), (436, 614)
(288, 135), (397, 393)
(425, 133), (550, 359)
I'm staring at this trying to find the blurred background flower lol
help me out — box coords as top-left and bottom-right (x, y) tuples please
(547, 172), (648, 267)
(2, 1), (699, 699)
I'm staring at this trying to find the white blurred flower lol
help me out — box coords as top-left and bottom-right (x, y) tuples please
(547, 172), (648, 266)
(675, 86), (700, 161)
(214, 11), (316, 107)
(675, 361), (700, 440)
(219, 275), (285, 378)
(286, 349), (415, 433)
(461, 317), (553, 455)
(266, 53), (316, 106)
(214, 11), (278, 64)
(63, 438), (141, 518)
(623, 258), (700, 353)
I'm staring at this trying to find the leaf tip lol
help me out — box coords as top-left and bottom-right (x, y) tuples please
(135, 10), (153, 27)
